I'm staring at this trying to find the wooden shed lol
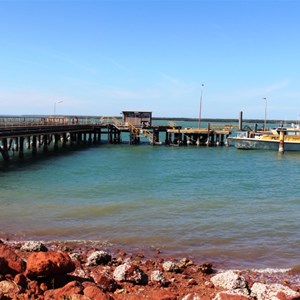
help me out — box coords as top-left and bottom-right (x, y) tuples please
(121, 111), (152, 128)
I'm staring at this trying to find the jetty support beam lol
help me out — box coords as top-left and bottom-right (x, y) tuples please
(43, 135), (48, 152)
(19, 137), (24, 158)
(32, 136), (37, 155)
(0, 138), (10, 161)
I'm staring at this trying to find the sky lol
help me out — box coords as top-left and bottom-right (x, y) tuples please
(0, 0), (300, 120)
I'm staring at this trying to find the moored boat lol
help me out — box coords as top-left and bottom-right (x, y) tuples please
(228, 126), (300, 151)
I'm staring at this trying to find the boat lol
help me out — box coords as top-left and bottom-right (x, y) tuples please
(228, 125), (300, 151)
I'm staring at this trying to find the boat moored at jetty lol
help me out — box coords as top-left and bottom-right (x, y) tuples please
(229, 125), (300, 152)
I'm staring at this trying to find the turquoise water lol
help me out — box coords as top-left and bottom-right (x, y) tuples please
(0, 128), (300, 269)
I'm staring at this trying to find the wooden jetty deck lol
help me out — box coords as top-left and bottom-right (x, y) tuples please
(0, 116), (232, 161)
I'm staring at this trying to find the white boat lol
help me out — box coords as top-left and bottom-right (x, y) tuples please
(228, 126), (300, 151)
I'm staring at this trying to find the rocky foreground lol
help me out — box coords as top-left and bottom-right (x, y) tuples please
(0, 240), (299, 300)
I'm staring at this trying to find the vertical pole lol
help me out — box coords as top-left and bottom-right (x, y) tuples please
(279, 130), (285, 153)
(198, 84), (204, 129)
(239, 111), (243, 131)
(263, 97), (267, 131)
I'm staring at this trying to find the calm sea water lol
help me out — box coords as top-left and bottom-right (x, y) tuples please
(0, 121), (300, 269)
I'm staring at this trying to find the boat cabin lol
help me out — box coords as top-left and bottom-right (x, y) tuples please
(121, 111), (152, 128)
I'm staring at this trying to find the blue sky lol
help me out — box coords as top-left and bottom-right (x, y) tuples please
(1, 0), (300, 120)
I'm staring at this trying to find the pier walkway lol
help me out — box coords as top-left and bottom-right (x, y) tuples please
(0, 116), (232, 161)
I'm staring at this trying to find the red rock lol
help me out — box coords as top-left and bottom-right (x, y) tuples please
(198, 262), (213, 274)
(5, 273), (13, 281)
(84, 285), (107, 300)
(187, 278), (197, 286)
(277, 290), (300, 300)
(144, 259), (155, 269)
(44, 289), (56, 299)
(14, 273), (27, 287)
(28, 280), (42, 295)
(25, 251), (75, 278)
(0, 244), (26, 275)
(214, 292), (249, 300)
(144, 289), (177, 300)
(182, 293), (203, 300)
(44, 281), (84, 300)
(40, 282), (48, 292)
(91, 270), (118, 292)
(114, 290), (176, 300)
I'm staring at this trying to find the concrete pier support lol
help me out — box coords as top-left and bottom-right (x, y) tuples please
(14, 137), (19, 152)
(206, 134), (211, 146)
(54, 134), (60, 151)
(88, 133), (92, 144)
(38, 136), (42, 148)
(27, 137), (31, 149)
(62, 133), (67, 148)
(165, 132), (171, 145)
(219, 134), (223, 145)
(43, 135), (48, 152)
(70, 133), (76, 144)
(153, 130), (159, 144)
(77, 133), (82, 144)
(0, 138), (10, 161)
(98, 129), (101, 144)
(32, 136), (37, 155)
(19, 137), (24, 158)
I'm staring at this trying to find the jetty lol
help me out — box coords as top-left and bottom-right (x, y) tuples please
(0, 112), (232, 161)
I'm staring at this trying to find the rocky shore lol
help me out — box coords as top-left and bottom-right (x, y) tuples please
(0, 239), (299, 300)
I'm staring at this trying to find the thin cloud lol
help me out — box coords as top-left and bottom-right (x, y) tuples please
(212, 80), (291, 104)
(160, 73), (181, 85)
(0, 88), (69, 115)
(109, 59), (129, 71)
(11, 42), (97, 74)
(159, 73), (197, 97)
(262, 80), (290, 94)
(98, 88), (160, 100)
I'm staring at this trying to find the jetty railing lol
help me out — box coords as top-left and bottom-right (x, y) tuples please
(0, 116), (102, 127)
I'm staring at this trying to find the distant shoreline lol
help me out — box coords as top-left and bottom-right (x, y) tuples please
(153, 117), (294, 124)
